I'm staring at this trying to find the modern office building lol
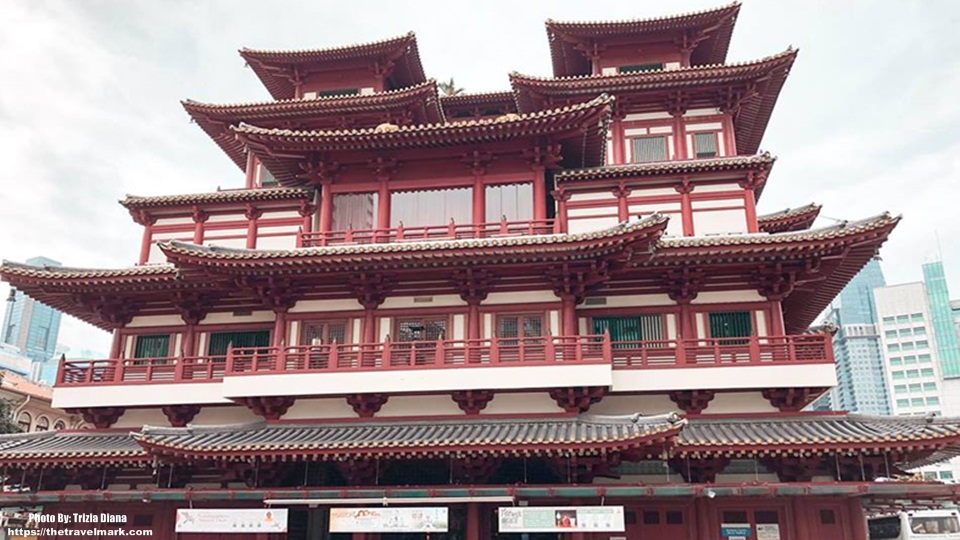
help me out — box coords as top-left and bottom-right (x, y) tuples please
(823, 259), (891, 415)
(2, 256), (63, 369)
(924, 261), (960, 378)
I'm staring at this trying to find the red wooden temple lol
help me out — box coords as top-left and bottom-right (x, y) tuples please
(2, 4), (957, 539)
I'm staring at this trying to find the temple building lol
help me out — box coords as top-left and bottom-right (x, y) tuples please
(2, 3), (960, 539)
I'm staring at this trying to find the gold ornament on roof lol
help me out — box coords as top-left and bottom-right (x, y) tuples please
(374, 122), (400, 133)
(495, 113), (521, 122)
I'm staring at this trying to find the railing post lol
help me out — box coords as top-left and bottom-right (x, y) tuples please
(447, 218), (456, 238)
(226, 345), (235, 374)
(749, 335), (762, 364)
(396, 222), (404, 242)
(174, 356), (185, 382)
(499, 215), (508, 235)
(491, 337), (500, 364)
(277, 345), (287, 372)
(822, 335), (833, 363)
(789, 335), (798, 363)
(602, 331), (612, 365)
(675, 338), (686, 367)
(329, 342), (339, 370)
(436, 339), (446, 366)
(713, 338), (721, 365)
(545, 336), (556, 362)
(381, 339), (391, 368)
(296, 226), (304, 248)
(345, 227), (354, 244)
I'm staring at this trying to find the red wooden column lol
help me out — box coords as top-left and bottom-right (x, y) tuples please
(846, 498), (868, 540)
(319, 180), (334, 235)
(109, 328), (124, 359)
(244, 152), (257, 188)
(377, 180), (391, 232)
(560, 294), (578, 336)
(696, 497), (715, 540)
(672, 111), (688, 160)
(792, 499), (812, 540)
(614, 184), (630, 221)
(676, 179), (694, 236)
(245, 204), (262, 249)
(769, 300), (786, 336)
(272, 309), (288, 348)
(192, 207), (208, 244)
(135, 211), (156, 265)
(610, 114), (626, 165)
(553, 189), (571, 233)
(298, 200), (315, 237)
(532, 165), (547, 221)
(741, 172), (759, 233)
(181, 324), (196, 357)
(466, 503), (481, 540)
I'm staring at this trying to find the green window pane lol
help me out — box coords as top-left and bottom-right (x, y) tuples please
(133, 334), (170, 358)
(921, 368), (935, 377)
(892, 371), (906, 380)
(924, 382), (937, 391)
(896, 399), (909, 407)
(708, 311), (753, 343)
(207, 330), (271, 356)
(927, 397), (941, 406)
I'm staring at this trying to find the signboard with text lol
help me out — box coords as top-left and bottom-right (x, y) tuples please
(329, 507), (449, 533)
(175, 509), (288, 533)
(498, 506), (625, 533)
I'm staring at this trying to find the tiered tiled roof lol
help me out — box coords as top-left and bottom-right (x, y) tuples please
(511, 49), (797, 155)
(758, 203), (822, 233)
(0, 430), (146, 465)
(545, 3), (741, 77)
(1, 412), (959, 470)
(236, 95), (614, 184)
(159, 213), (668, 273)
(240, 33), (426, 99)
(120, 187), (314, 209)
(182, 81), (443, 169)
(136, 413), (685, 460)
(440, 91), (518, 120)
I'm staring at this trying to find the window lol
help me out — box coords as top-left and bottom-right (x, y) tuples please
(259, 167), (278, 187)
(631, 136), (668, 163)
(911, 313), (924, 322)
(902, 342), (915, 351)
(35, 416), (49, 432)
(53, 420), (66, 431)
(17, 412), (31, 432)
(496, 314), (543, 340)
(485, 183), (533, 223)
(642, 511), (660, 525)
(909, 383), (922, 392)
(207, 330), (271, 356)
(892, 371), (905, 380)
(693, 132), (718, 158)
(666, 511), (683, 525)
(869, 516), (901, 540)
(942, 471), (955, 480)
(722, 511), (748, 523)
(133, 334), (171, 359)
(708, 311), (753, 343)
(894, 384), (907, 394)
(302, 320), (348, 345)
(395, 317), (447, 342)
(924, 382), (937, 391)
(914, 327), (927, 336)
(907, 369), (920, 379)
(911, 398), (925, 406)
(593, 315), (664, 346)
(899, 328), (912, 337)
(819, 509), (836, 525)
(921, 368), (935, 377)
(920, 354), (933, 363)
(618, 63), (664, 73)
(331, 193), (378, 231)
(904, 356), (918, 365)
(885, 330), (898, 338)
(897, 315), (910, 323)
(882, 316), (895, 326)
(890, 357), (903, 366)
(927, 397), (941, 406)
(917, 340), (929, 349)
(392, 187), (472, 228)
(888, 344), (900, 352)
(896, 398), (909, 407)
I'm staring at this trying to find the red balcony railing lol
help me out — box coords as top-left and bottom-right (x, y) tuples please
(299, 218), (555, 247)
(225, 335), (610, 375)
(610, 334), (833, 369)
(54, 334), (832, 387)
(57, 355), (227, 386)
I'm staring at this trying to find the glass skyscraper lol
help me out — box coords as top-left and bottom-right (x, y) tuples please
(923, 261), (960, 378)
(2, 256), (63, 366)
(823, 259), (892, 415)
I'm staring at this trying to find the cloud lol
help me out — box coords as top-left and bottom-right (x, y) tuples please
(1, 0), (958, 356)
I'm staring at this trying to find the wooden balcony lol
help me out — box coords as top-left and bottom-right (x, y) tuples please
(54, 334), (833, 387)
(298, 218), (555, 247)
(610, 335), (834, 369)
(57, 356), (226, 386)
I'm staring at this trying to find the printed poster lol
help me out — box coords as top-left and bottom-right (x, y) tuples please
(329, 507), (449, 532)
(175, 509), (288, 533)
(498, 506), (625, 533)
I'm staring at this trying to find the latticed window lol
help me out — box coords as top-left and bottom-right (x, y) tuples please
(631, 136), (668, 163)
(693, 132), (718, 158)
(395, 317), (447, 342)
(302, 320), (348, 345)
(618, 63), (664, 73)
(592, 315), (664, 348)
(207, 330), (271, 355)
(133, 334), (170, 358)
(496, 314), (543, 339)
(707, 311), (753, 343)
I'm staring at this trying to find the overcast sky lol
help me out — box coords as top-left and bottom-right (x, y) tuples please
(1, 0), (958, 354)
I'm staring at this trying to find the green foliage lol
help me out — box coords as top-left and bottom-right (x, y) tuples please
(438, 78), (464, 97)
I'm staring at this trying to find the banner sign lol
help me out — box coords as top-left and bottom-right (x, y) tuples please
(329, 507), (449, 533)
(175, 509), (288, 533)
(498, 506), (625, 532)
(721, 523), (752, 540)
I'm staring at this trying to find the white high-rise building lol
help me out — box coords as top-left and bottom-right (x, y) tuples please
(874, 282), (957, 482)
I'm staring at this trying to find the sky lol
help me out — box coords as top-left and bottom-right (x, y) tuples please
(0, 0), (958, 354)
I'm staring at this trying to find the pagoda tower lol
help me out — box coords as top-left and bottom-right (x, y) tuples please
(1, 4), (956, 539)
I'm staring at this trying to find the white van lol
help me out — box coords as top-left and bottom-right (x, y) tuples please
(869, 509), (960, 539)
